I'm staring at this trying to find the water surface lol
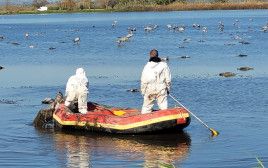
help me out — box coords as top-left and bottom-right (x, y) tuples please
(0, 10), (268, 167)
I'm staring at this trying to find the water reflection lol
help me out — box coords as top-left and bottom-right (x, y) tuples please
(51, 130), (191, 167)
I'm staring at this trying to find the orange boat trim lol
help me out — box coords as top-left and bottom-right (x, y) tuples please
(53, 113), (190, 130)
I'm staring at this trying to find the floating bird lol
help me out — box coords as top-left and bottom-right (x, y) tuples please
(161, 56), (169, 61)
(219, 72), (236, 77)
(126, 89), (140, 92)
(153, 25), (159, 30)
(237, 54), (248, 57)
(73, 37), (80, 44)
(144, 26), (153, 32)
(239, 41), (250, 45)
(0, 66), (4, 70)
(262, 26), (267, 32)
(116, 37), (128, 44)
(0, 35), (3, 39)
(29, 45), (34, 48)
(178, 56), (190, 58)
(237, 67), (254, 71)
(42, 97), (54, 104)
(49, 47), (56, 50)
(25, 33), (29, 39)
(224, 43), (235, 46)
(167, 24), (172, 30)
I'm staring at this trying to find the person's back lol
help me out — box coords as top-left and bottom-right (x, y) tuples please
(65, 68), (89, 114)
(141, 50), (171, 114)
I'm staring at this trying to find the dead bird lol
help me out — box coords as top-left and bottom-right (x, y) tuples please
(161, 56), (169, 61)
(237, 54), (248, 57)
(224, 43), (235, 46)
(237, 67), (254, 71)
(73, 36), (80, 44)
(239, 41), (250, 44)
(126, 89), (140, 92)
(178, 56), (190, 58)
(42, 97), (54, 104)
(33, 92), (65, 127)
(219, 72), (236, 77)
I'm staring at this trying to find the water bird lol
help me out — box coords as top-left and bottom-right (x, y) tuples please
(184, 38), (191, 42)
(219, 72), (236, 77)
(29, 45), (34, 48)
(237, 67), (254, 71)
(0, 66), (4, 70)
(178, 56), (190, 58)
(224, 43), (235, 46)
(127, 27), (136, 32)
(237, 54), (248, 57)
(161, 56), (169, 61)
(126, 89), (140, 92)
(262, 26), (267, 32)
(12, 42), (19, 45)
(116, 37), (128, 44)
(0, 35), (3, 39)
(144, 26), (153, 32)
(25, 33), (29, 39)
(42, 97), (54, 104)
(167, 24), (172, 30)
(239, 41), (250, 44)
(49, 47), (56, 50)
(178, 27), (185, 32)
(73, 37), (80, 44)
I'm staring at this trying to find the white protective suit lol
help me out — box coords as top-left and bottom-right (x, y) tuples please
(65, 68), (89, 114)
(141, 61), (171, 114)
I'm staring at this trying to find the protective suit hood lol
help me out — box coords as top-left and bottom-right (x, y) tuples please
(146, 61), (166, 72)
(76, 68), (86, 77)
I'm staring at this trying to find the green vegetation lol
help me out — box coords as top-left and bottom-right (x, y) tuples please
(1, 0), (268, 15)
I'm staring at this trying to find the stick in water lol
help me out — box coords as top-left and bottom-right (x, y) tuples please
(169, 94), (219, 136)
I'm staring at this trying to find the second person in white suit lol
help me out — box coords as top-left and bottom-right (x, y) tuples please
(141, 49), (171, 114)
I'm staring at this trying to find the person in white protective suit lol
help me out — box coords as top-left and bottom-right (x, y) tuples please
(141, 49), (171, 114)
(65, 68), (89, 114)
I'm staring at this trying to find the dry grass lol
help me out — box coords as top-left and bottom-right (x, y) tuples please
(116, 1), (268, 12)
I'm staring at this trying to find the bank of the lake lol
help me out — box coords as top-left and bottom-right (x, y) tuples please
(1, 1), (268, 15)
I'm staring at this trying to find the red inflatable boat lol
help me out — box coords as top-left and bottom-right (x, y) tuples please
(53, 102), (190, 134)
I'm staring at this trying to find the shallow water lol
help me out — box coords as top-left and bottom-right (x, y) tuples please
(0, 10), (268, 167)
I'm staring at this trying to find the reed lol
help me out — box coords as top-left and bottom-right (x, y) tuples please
(1, 1), (268, 15)
(116, 1), (268, 12)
